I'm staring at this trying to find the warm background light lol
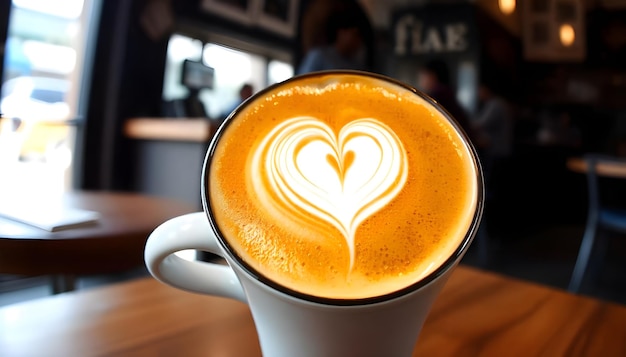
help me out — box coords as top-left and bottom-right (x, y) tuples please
(559, 23), (576, 47)
(498, 0), (516, 15)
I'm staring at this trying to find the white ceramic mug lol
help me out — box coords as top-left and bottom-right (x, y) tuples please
(144, 71), (483, 357)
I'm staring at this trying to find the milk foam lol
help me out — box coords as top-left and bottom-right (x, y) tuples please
(250, 117), (408, 269)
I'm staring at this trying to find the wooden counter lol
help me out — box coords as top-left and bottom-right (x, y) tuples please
(567, 156), (626, 178)
(124, 118), (216, 142)
(124, 118), (219, 208)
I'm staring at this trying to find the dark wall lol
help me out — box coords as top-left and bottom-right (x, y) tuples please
(475, 7), (522, 102)
(173, 0), (296, 51)
(81, 0), (169, 190)
(586, 8), (626, 70)
(0, 0), (11, 85)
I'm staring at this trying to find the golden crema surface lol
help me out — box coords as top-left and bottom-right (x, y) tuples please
(208, 73), (477, 299)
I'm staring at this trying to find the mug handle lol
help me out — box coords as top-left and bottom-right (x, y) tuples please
(144, 212), (247, 302)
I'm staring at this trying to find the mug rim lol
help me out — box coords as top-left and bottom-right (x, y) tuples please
(202, 70), (484, 306)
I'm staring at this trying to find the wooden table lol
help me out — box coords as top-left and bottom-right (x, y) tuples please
(0, 191), (195, 292)
(1, 266), (624, 357)
(567, 157), (626, 178)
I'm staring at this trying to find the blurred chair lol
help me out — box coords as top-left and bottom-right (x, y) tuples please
(568, 155), (626, 293)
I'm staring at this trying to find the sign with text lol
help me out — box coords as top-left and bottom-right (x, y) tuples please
(392, 4), (477, 57)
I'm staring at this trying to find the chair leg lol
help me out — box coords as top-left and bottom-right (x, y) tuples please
(568, 225), (598, 293)
(51, 275), (76, 294)
(476, 223), (490, 267)
(587, 230), (610, 282)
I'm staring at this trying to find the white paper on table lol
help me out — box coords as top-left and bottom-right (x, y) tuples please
(0, 201), (100, 232)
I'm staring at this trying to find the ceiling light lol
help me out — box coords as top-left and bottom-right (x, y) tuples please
(560, 24), (576, 47)
(499, 0), (516, 15)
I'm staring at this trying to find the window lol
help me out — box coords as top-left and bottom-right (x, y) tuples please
(201, 43), (266, 119)
(0, 0), (100, 194)
(268, 59), (294, 85)
(162, 33), (294, 120)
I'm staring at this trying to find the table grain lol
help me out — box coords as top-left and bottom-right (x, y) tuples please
(1, 266), (624, 356)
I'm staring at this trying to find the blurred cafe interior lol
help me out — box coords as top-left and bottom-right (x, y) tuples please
(1, 0), (626, 307)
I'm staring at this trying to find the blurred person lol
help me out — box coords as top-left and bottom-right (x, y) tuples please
(221, 83), (254, 119)
(473, 81), (514, 171)
(297, 9), (368, 74)
(471, 81), (514, 264)
(536, 110), (580, 148)
(417, 60), (474, 142)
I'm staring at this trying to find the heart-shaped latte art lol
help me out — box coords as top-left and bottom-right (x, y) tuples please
(251, 117), (408, 269)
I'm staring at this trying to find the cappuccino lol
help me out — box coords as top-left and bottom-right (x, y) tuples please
(208, 72), (478, 299)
